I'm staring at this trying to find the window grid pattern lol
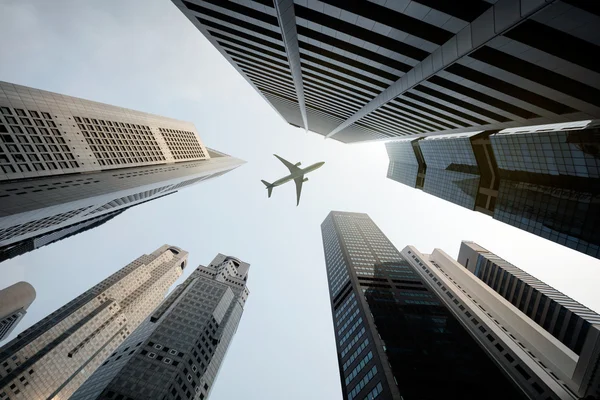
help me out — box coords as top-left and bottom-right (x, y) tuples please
(0, 176), (99, 198)
(0, 311), (25, 340)
(345, 351), (373, 385)
(336, 300), (358, 327)
(324, 212), (532, 400)
(334, 293), (357, 320)
(422, 169), (480, 210)
(491, 129), (600, 178)
(339, 318), (364, 346)
(0, 107), (78, 174)
(322, 216), (350, 297)
(75, 116), (165, 167)
(0, 247), (187, 399)
(337, 308), (361, 336)
(419, 134), (480, 209)
(159, 128), (205, 160)
(363, 382), (383, 400)
(387, 161), (418, 188)
(340, 327), (366, 358)
(87, 186), (173, 215)
(495, 180), (600, 258)
(348, 365), (378, 400)
(0, 207), (89, 241)
(342, 338), (370, 371)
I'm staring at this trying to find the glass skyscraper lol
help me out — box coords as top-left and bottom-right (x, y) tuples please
(321, 211), (527, 400)
(387, 120), (600, 259)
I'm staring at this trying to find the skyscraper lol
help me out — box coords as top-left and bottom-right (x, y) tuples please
(386, 120), (600, 259)
(0, 282), (36, 343)
(0, 245), (188, 399)
(320, 211), (528, 400)
(71, 254), (250, 400)
(172, 0), (600, 143)
(0, 209), (125, 263)
(402, 242), (600, 399)
(0, 81), (244, 261)
(458, 242), (600, 355)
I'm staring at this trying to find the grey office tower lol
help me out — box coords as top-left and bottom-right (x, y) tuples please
(71, 254), (250, 400)
(172, 0), (600, 143)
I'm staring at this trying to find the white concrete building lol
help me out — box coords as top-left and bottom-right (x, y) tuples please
(402, 244), (600, 399)
(0, 282), (36, 343)
(0, 81), (244, 259)
(0, 245), (188, 400)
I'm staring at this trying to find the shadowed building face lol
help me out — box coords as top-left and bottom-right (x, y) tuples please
(387, 121), (600, 260)
(321, 211), (528, 400)
(172, 0), (600, 143)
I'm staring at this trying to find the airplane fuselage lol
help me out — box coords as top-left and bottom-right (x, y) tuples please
(272, 162), (325, 187)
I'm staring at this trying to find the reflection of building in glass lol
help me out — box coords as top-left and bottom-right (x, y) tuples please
(173, 0), (600, 143)
(387, 120), (600, 259)
(404, 241), (600, 399)
(0, 81), (244, 262)
(0, 245), (187, 399)
(0, 282), (36, 343)
(321, 211), (528, 400)
(419, 132), (482, 209)
(71, 254), (250, 400)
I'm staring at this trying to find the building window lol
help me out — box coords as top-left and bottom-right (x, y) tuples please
(514, 365), (531, 380)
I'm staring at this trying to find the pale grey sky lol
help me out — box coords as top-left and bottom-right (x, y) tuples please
(0, 1), (599, 399)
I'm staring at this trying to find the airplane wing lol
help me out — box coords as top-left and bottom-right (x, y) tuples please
(274, 154), (301, 174)
(293, 176), (304, 206)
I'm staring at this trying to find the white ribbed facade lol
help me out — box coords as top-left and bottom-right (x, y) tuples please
(402, 245), (600, 399)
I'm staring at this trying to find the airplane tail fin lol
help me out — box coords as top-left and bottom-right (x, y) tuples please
(261, 180), (274, 198)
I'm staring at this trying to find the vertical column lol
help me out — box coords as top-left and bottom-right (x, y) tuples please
(273, 0), (308, 131)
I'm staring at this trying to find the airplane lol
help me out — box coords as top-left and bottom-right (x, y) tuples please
(261, 154), (325, 206)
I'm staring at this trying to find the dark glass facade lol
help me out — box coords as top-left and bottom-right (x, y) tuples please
(387, 122), (600, 259)
(459, 242), (600, 356)
(491, 127), (600, 258)
(385, 139), (423, 188)
(322, 212), (527, 400)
